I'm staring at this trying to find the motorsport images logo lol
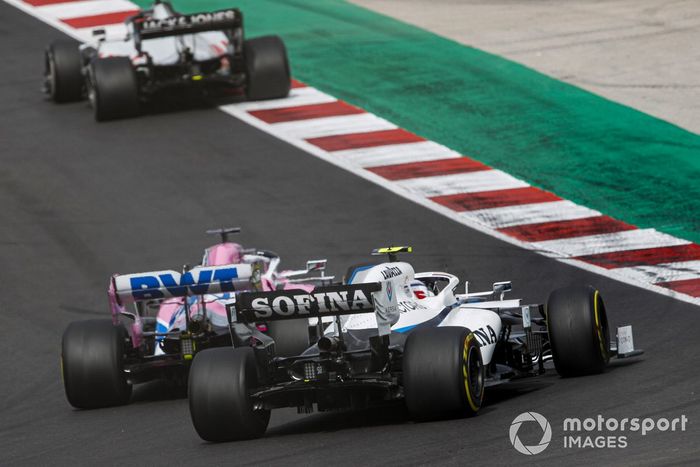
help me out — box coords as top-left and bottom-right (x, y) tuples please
(509, 412), (689, 454)
(509, 412), (552, 455)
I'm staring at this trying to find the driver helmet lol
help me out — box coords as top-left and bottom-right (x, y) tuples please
(410, 280), (434, 299)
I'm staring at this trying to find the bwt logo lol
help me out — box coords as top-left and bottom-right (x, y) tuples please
(509, 412), (552, 455)
(130, 268), (239, 300)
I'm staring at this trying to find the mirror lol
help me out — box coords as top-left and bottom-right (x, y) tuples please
(492, 281), (512, 300)
(306, 259), (327, 272)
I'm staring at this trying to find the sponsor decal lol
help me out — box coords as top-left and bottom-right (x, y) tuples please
(397, 300), (427, 313)
(138, 9), (237, 36)
(233, 283), (381, 322)
(128, 267), (239, 301)
(386, 282), (393, 301)
(380, 266), (403, 280)
(473, 324), (498, 346)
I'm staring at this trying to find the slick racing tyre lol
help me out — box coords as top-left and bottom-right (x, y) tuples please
(61, 320), (132, 409)
(267, 319), (310, 357)
(403, 327), (484, 421)
(244, 35), (291, 100)
(89, 57), (139, 121)
(547, 285), (611, 377)
(189, 347), (270, 442)
(45, 40), (83, 103)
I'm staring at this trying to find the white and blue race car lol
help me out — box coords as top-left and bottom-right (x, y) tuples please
(187, 246), (643, 442)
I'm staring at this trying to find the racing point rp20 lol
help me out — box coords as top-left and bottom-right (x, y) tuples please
(43, 2), (291, 121)
(60, 227), (331, 409)
(187, 246), (643, 442)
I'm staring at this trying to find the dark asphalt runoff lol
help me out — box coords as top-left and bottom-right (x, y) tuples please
(1, 3), (698, 465)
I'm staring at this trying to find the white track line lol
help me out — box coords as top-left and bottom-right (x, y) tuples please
(269, 113), (396, 139)
(396, 169), (528, 197)
(335, 141), (462, 167)
(615, 261), (700, 285)
(224, 87), (336, 112)
(4, 0), (88, 40)
(37, 0), (135, 20)
(532, 229), (690, 258)
(463, 200), (600, 229)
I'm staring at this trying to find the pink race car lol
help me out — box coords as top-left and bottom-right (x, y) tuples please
(60, 227), (331, 409)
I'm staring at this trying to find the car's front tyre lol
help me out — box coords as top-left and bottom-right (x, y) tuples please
(547, 285), (610, 377)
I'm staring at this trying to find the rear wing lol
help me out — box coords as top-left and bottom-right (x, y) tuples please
(229, 283), (381, 324)
(133, 8), (242, 42)
(111, 263), (260, 306)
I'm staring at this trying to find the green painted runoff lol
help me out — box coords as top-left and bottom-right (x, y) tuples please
(135, 0), (700, 243)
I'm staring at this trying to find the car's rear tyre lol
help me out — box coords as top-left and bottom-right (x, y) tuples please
(547, 285), (610, 377)
(267, 319), (310, 357)
(61, 319), (132, 409)
(45, 40), (83, 103)
(189, 347), (270, 442)
(403, 326), (484, 421)
(244, 35), (291, 100)
(89, 57), (139, 121)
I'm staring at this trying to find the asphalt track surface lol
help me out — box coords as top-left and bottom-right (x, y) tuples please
(1, 3), (699, 465)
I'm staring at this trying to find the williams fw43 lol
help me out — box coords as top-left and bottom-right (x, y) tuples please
(43, 1), (291, 121)
(187, 246), (643, 442)
(60, 227), (332, 409)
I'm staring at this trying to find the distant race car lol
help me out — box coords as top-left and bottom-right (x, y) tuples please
(60, 228), (331, 409)
(43, 1), (291, 120)
(187, 246), (643, 442)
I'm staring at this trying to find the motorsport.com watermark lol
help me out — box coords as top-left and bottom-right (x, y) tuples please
(509, 411), (689, 455)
